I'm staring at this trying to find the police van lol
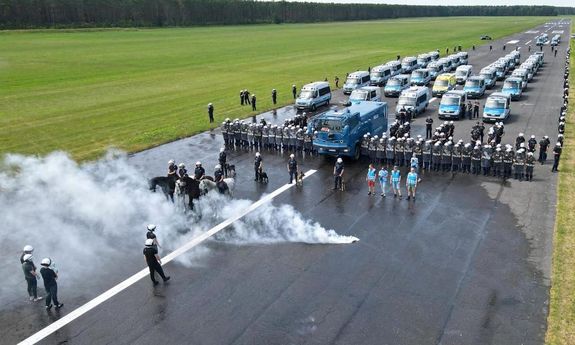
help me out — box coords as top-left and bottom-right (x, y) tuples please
(457, 51), (469, 65)
(520, 62), (536, 81)
(480, 67), (497, 89)
(427, 61), (443, 80)
(370, 64), (393, 86)
(385, 61), (402, 76)
(428, 51), (440, 61)
(343, 71), (370, 95)
(309, 102), (388, 160)
(432, 73), (457, 97)
(438, 90), (467, 120)
(511, 68), (529, 90)
(437, 58), (452, 73)
(348, 86), (382, 104)
(384, 74), (411, 97)
(395, 86), (431, 117)
(551, 34), (561, 46)
(501, 77), (523, 100)
(401, 57), (418, 73)
(482, 92), (511, 122)
(463, 76), (486, 98)
(410, 69), (431, 86)
(417, 53), (432, 68)
(455, 65), (473, 84)
(295, 81), (331, 111)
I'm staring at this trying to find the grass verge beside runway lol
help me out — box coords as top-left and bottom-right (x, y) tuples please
(0, 16), (549, 161)
(546, 35), (574, 345)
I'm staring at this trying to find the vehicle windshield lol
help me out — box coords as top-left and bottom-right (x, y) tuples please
(465, 80), (481, 87)
(412, 71), (425, 78)
(417, 59), (427, 65)
(440, 96), (460, 106)
(398, 96), (416, 106)
(456, 70), (468, 77)
(370, 72), (383, 78)
(428, 66), (439, 72)
(346, 77), (360, 85)
(350, 90), (368, 100)
(480, 72), (492, 79)
(387, 79), (401, 86)
(299, 90), (315, 99)
(317, 119), (343, 132)
(435, 79), (448, 87)
(504, 81), (520, 88)
(485, 99), (506, 108)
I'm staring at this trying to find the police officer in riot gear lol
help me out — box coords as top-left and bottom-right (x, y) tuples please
(287, 154), (298, 184)
(194, 162), (205, 180)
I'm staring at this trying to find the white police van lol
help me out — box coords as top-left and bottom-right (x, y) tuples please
(370, 64), (393, 86)
(401, 57), (418, 73)
(348, 86), (382, 104)
(295, 81), (331, 111)
(455, 65), (473, 84)
(385, 61), (402, 76)
(395, 86), (431, 117)
(343, 71), (370, 95)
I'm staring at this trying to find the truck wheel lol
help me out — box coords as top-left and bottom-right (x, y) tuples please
(353, 144), (361, 161)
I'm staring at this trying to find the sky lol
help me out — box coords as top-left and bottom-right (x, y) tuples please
(288, 0), (574, 6)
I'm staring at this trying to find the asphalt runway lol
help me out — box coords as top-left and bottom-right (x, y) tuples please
(3, 20), (571, 345)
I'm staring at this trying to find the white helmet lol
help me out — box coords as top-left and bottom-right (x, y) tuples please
(41, 258), (51, 266)
(178, 163), (185, 168)
(337, 158), (343, 163)
(255, 152), (261, 157)
(531, 135), (535, 139)
(147, 224), (156, 231)
(520, 143), (525, 148)
(168, 160), (175, 165)
(450, 121), (454, 124)
(290, 154), (295, 158)
(519, 133), (524, 137)
(220, 147), (225, 152)
(208, 103), (213, 106)
(196, 161), (201, 166)
(23, 254), (33, 262)
(23, 245), (34, 253)
(215, 164), (221, 170)
(145, 239), (155, 246)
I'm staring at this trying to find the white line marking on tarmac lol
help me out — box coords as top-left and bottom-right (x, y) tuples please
(525, 30), (538, 34)
(18, 169), (318, 345)
(525, 40), (532, 45)
(552, 30), (564, 34)
(507, 40), (520, 45)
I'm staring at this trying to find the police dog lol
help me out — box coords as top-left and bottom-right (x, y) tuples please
(296, 171), (305, 186)
(259, 171), (269, 183)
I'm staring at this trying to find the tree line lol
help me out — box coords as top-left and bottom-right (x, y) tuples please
(0, 0), (574, 29)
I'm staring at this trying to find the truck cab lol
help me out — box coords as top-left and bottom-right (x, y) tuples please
(432, 73), (456, 97)
(343, 71), (370, 95)
(463, 76), (486, 98)
(493, 63), (507, 81)
(501, 77), (523, 100)
(427, 61), (443, 80)
(482, 92), (511, 122)
(370, 64), (392, 86)
(384, 74), (410, 97)
(417, 53), (431, 68)
(428, 51), (440, 61)
(309, 102), (388, 159)
(395, 86), (431, 117)
(410, 69), (431, 86)
(457, 51), (469, 65)
(479, 68), (497, 89)
(455, 65), (473, 84)
(295, 81), (331, 111)
(511, 68), (529, 90)
(520, 62), (535, 81)
(438, 90), (467, 120)
(401, 57), (418, 73)
(348, 86), (381, 104)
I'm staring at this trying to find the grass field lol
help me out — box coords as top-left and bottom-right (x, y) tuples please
(546, 30), (574, 345)
(0, 16), (550, 161)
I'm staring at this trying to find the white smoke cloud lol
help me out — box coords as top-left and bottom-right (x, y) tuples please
(0, 151), (357, 306)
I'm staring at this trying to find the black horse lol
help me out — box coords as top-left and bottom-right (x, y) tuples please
(178, 175), (202, 210)
(149, 175), (177, 202)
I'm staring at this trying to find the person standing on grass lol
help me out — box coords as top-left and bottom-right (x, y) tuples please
(244, 89), (251, 105)
(22, 254), (42, 302)
(366, 164), (376, 196)
(390, 166), (402, 199)
(208, 103), (214, 123)
(378, 166), (389, 197)
(240, 90), (245, 106)
(272, 89), (277, 105)
(406, 167), (418, 201)
(335, 76), (339, 88)
(251, 94), (257, 111)
(292, 85), (297, 99)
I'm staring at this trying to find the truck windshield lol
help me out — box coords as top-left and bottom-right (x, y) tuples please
(428, 66), (439, 72)
(299, 90), (315, 99)
(440, 96), (460, 106)
(370, 72), (383, 78)
(465, 80), (481, 87)
(435, 79), (448, 87)
(346, 77), (360, 85)
(485, 99), (506, 108)
(480, 72), (492, 79)
(387, 79), (401, 86)
(456, 70), (468, 77)
(417, 59), (427, 65)
(504, 81), (520, 89)
(317, 119), (343, 132)
(350, 90), (368, 100)
(412, 71), (425, 78)
(398, 96), (416, 106)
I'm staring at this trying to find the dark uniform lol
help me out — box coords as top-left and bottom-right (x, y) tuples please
(219, 150), (227, 177)
(492, 148), (503, 177)
(513, 149), (526, 180)
(539, 137), (550, 163)
(423, 141), (432, 171)
(425, 117), (433, 139)
(208, 104), (214, 123)
(525, 153), (535, 181)
(481, 145), (492, 176)
(272, 89), (277, 105)
(386, 138), (396, 166)
(40, 264), (62, 309)
(552, 144), (562, 172)
(432, 142), (442, 171)
(292, 85), (297, 99)
(452, 144), (461, 172)
(254, 155), (263, 181)
(194, 165), (205, 180)
(22, 259), (38, 300)
(143, 245), (169, 284)
(471, 146), (481, 175)
(334, 160), (344, 190)
(462, 144), (472, 173)
(288, 157), (298, 184)
(251, 95), (257, 111)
